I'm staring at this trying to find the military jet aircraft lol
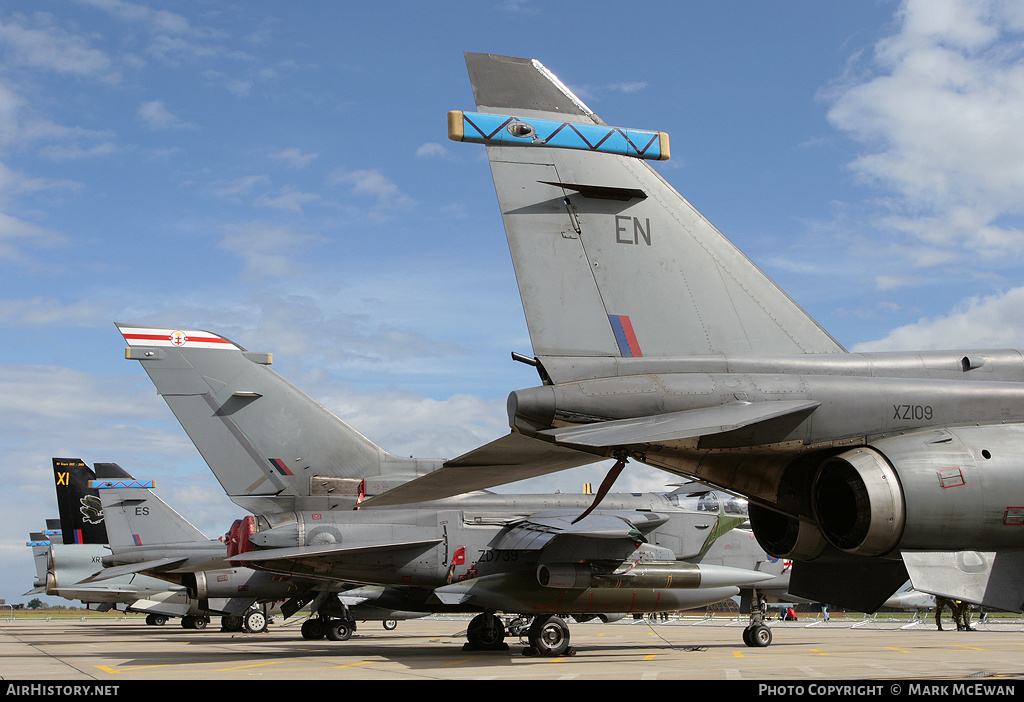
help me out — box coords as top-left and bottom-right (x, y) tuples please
(83, 461), (428, 635)
(353, 52), (1024, 617)
(116, 322), (782, 652)
(36, 460), (204, 623)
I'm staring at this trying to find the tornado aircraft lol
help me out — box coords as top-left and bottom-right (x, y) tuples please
(116, 322), (783, 652)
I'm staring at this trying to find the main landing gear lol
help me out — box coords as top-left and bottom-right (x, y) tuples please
(300, 613), (356, 641)
(742, 588), (773, 648)
(463, 612), (575, 657)
(299, 614), (399, 641)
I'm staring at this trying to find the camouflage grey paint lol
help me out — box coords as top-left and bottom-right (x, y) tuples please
(423, 53), (1024, 614)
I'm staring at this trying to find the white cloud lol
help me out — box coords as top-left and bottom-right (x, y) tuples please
(0, 14), (116, 80)
(255, 186), (320, 213)
(853, 284), (1024, 351)
(138, 99), (194, 129)
(271, 148), (319, 169)
(826, 0), (1024, 259)
(212, 174), (270, 199)
(219, 222), (322, 278)
(330, 167), (416, 212)
(0, 297), (108, 326)
(0, 212), (65, 262)
(76, 0), (193, 35)
(415, 143), (449, 159)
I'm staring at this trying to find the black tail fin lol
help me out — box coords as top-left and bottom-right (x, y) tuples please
(51, 458), (124, 545)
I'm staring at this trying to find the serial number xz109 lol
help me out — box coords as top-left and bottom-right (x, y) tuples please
(892, 404), (933, 420)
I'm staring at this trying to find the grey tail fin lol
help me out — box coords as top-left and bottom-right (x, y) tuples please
(116, 323), (441, 511)
(51, 458), (123, 545)
(457, 53), (844, 364)
(92, 463), (210, 548)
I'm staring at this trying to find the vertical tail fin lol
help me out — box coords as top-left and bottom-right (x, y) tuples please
(117, 323), (442, 511)
(459, 53), (844, 361)
(92, 463), (211, 549)
(51, 458), (128, 545)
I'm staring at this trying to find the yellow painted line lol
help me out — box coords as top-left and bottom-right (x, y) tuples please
(885, 646), (910, 653)
(733, 651), (744, 658)
(954, 645), (987, 651)
(96, 665), (169, 675)
(443, 657), (480, 667)
(329, 660), (375, 670)
(643, 654), (657, 661)
(810, 649), (830, 655)
(211, 662), (279, 673)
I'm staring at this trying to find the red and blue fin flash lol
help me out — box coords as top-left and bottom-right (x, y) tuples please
(609, 315), (642, 357)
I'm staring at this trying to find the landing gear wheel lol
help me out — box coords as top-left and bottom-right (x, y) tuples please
(145, 614), (167, 626)
(326, 618), (355, 641)
(526, 615), (571, 657)
(192, 616), (208, 630)
(301, 618), (327, 640)
(221, 614), (243, 632)
(382, 619), (398, 631)
(744, 624), (772, 647)
(466, 612), (508, 650)
(243, 609), (268, 633)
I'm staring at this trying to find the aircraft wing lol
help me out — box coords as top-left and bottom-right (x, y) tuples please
(358, 432), (606, 508)
(227, 538), (442, 564)
(539, 400), (820, 448)
(360, 401), (817, 508)
(77, 557), (188, 583)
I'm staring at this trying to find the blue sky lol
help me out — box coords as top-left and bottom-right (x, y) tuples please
(4, 0), (1024, 605)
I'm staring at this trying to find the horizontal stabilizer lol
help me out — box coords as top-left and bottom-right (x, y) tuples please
(903, 549), (1024, 613)
(448, 110), (669, 161)
(228, 538), (442, 563)
(78, 557), (188, 583)
(358, 432), (606, 508)
(540, 400), (821, 449)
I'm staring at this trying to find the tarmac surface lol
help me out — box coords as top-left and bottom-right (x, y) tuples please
(2, 613), (1023, 683)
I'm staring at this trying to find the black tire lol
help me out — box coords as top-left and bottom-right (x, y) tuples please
(300, 618), (327, 640)
(528, 615), (570, 656)
(467, 613), (506, 650)
(750, 624), (772, 647)
(145, 614), (167, 626)
(192, 616), (208, 631)
(221, 615), (243, 632)
(326, 619), (354, 641)
(382, 619), (398, 631)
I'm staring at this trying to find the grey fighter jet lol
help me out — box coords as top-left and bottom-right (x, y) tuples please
(87, 463), (430, 635)
(116, 323), (782, 651)
(362, 52), (1024, 616)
